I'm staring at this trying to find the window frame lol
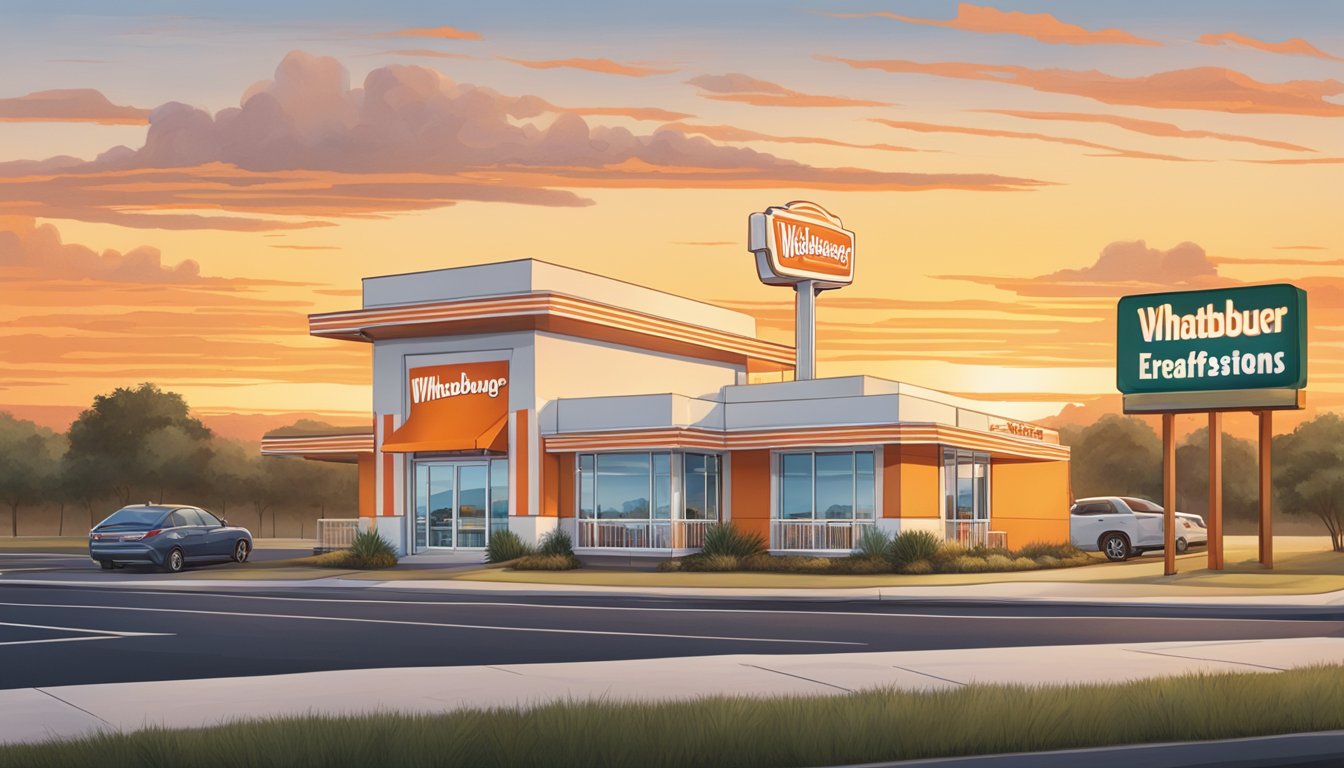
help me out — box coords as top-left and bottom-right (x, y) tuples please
(940, 448), (992, 522)
(575, 451), (723, 522)
(771, 448), (878, 522)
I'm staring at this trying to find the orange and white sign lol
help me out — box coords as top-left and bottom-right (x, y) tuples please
(749, 201), (855, 288)
(382, 361), (510, 453)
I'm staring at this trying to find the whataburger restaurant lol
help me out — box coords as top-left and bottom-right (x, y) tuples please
(262, 202), (1072, 557)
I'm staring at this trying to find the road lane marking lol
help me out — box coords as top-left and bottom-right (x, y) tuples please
(0, 620), (171, 637)
(47, 590), (1342, 625)
(0, 636), (128, 647)
(0, 602), (864, 646)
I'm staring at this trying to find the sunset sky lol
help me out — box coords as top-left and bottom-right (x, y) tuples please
(1, 1), (1341, 428)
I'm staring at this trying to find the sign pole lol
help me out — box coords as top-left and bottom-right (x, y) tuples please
(1163, 412), (1177, 576)
(795, 280), (817, 381)
(1258, 410), (1274, 568)
(1208, 411), (1224, 570)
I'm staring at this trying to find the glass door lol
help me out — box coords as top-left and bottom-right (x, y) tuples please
(455, 463), (488, 549)
(413, 459), (506, 552)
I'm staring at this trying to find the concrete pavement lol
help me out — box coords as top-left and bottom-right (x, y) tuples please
(3, 636), (1342, 745)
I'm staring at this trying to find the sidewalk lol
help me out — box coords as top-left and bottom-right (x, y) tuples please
(3, 637), (1342, 745)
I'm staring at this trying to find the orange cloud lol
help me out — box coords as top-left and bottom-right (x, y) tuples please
(1275, 245), (1327, 251)
(375, 49), (474, 60)
(1199, 32), (1344, 63)
(560, 105), (693, 121)
(822, 57), (1344, 117)
(503, 57), (674, 77)
(0, 52), (1044, 230)
(1212, 256), (1344, 267)
(0, 215), (206, 283)
(976, 109), (1315, 153)
(660, 121), (919, 153)
(686, 73), (890, 108)
(385, 25), (481, 41)
(828, 3), (1160, 46)
(1241, 157), (1344, 165)
(870, 119), (1197, 161)
(0, 89), (149, 125)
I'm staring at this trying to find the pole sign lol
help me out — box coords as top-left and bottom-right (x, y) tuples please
(1117, 284), (1307, 408)
(748, 201), (855, 290)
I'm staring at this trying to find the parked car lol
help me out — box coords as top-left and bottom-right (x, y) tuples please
(89, 504), (253, 573)
(1069, 496), (1205, 561)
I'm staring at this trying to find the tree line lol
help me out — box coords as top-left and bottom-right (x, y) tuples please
(1063, 414), (1344, 552)
(0, 383), (356, 538)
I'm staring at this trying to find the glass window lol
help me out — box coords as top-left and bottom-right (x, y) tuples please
(815, 453), (854, 520)
(1121, 497), (1161, 513)
(705, 455), (719, 520)
(490, 460), (509, 534)
(780, 453), (813, 520)
(776, 451), (876, 520)
(415, 463), (429, 549)
(168, 511), (191, 528)
(98, 508), (168, 529)
(596, 453), (650, 519)
(578, 454), (595, 519)
(654, 453), (673, 520)
(684, 453), (707, 520)
(942, 449), (990, 522)
(196, 509), (223, 527)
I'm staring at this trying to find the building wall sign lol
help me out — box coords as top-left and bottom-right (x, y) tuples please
(1117, 284), (1307, 405)
(382, 360), (510, 452)
(749, 201), (855, 289)
(987, 417), (1046, 442)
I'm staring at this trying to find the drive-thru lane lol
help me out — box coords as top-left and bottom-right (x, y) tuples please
(1, 584), (1341, 689)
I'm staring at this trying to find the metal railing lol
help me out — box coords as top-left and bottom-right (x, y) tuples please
(770, 519), (875, 551)
(945, 520), (993, 548)
(575, 519), (715, 550)
(316, 518), (361, 552)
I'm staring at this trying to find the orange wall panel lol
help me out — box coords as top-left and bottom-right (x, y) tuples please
(380, 414), (394, 517)
(542, 452), (574, 518)
(990, 458), (1071, 548)
(729, 449), (771, 541)
(895, 444), (940, 519)
(513, 409), (530, 516)
(357, 454), (376, 519)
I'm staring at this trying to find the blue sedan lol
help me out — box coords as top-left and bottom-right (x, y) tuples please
(90, 504), (253, 573)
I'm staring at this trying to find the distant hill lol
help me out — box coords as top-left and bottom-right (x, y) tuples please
(1042, 394), (1331, 441)
(0, 404), (369, 444)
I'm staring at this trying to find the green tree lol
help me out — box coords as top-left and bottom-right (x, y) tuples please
(0, 413), (63, 536)
(65, 383), (213, 512)
(1274, 413), (1344, 552)
(1176, 427), (1259, 521)
(1064, 415), (1162, 501)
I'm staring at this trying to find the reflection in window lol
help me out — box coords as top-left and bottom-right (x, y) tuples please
(776, 451), (876, 520)
(575, 452), (721, 521)
(942, 449), (990, 521)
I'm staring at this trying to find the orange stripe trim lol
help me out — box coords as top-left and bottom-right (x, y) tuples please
(309, 292), (794, 365)
(381, 415), (394, 517)
(514, 410), (530, 516)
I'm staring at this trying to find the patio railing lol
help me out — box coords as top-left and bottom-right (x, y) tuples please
(575, 519), (715, 550)
(315, 518), (361, 552)
(770, 520), (875, 552)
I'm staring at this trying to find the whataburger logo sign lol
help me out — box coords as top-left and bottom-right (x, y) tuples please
(749, 201), (855, 287)
(383, 360), (510, 452)
(411, 370), (507, 404)
(1117, 284), (1307, 396)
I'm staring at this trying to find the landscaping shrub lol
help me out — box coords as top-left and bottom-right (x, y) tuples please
(538, 527), (575, 557)
(1011, 556), (1036, 570)
(829, 555), (891, 575)
(344, 529), (398, 569)
(947, 555), (990, 573)
(485, 529), (533, 563)
(855, 527), (893, 560)
(657, 559), (684, 572)
(513, 553), (582, 570)
(900, 559), (933, 575)
(700, 523), (767, 558)
(888, 529), (941, 567)
(965, 545), (1013, 560)
(680, 553), (742, 572)
(1016, 541), (1084, 560)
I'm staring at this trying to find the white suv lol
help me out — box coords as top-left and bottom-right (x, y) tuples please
(1070, 496), (1207, 561)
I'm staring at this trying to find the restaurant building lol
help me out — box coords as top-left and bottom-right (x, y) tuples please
(262, 257), (1070, 557)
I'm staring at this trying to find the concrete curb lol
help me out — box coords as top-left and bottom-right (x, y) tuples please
(2, 575), (1344, 608)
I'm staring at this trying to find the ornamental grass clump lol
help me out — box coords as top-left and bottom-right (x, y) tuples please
(538, 526), (575, 557)
(700, 523), (767, 558)
(888, 529), (941, 567)
(345, 529), (398, 569)
(855, 527), (893, 560)
(485, 529), (533, 563)
(513, 553), (582, 570)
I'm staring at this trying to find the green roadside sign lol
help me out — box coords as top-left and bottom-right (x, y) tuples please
(1117, 284), (1307, 397)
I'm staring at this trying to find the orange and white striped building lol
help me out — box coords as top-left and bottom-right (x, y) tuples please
(263, 258), (1070, 556)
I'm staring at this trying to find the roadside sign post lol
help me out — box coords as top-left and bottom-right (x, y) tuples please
(1118, 284), (1307, 574)
(749, 201), (855, 381)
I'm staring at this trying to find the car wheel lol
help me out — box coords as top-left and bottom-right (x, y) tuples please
(232, 539), (250, 563)
(99, 560), (114, 571)
(1176, 537), (1189, 553)
(163, 547), (185, 574)
(1100, 533), (1131, 562)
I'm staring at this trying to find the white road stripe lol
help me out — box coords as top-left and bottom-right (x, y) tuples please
(0, 602), (864, 646)
(0, 620), (172, 638)
(64, 590), (1340, 624)
(0, 636), (127, 648)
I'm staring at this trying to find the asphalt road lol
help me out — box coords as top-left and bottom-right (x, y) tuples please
(1, 582), (1341, 689)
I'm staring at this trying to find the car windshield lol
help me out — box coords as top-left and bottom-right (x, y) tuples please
(1121, 497), (1163, 513)
(97, 508), (166, 529)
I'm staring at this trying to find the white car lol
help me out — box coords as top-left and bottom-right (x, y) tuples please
(1070, 496), (1207, 561)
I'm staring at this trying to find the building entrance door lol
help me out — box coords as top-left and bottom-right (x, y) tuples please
(413, 460), (506, 552)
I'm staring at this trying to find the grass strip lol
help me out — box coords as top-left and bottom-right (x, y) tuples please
(5, 665), (1344, 767)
